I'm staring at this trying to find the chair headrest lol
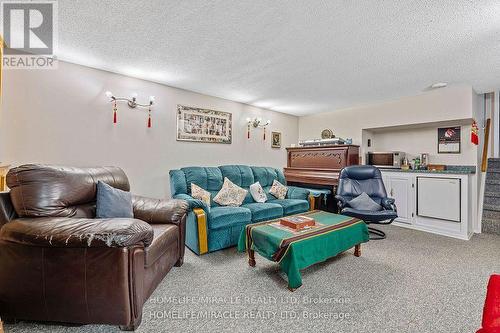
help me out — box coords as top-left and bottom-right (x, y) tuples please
(339, 165), (382, 181)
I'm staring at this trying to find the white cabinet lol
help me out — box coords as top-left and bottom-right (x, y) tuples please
(417, 177), (461, 222)
(381, 170), (472, 240)
(383, 174), (414, 224)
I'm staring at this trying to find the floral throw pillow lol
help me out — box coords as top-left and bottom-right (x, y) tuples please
(249, 182), (267, 203)
(269, 180), (288, 200)
(214, 177), (248, 207)
(191, 183), (211, 208)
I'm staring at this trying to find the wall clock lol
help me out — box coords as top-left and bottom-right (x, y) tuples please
(321, 129), (334, 139)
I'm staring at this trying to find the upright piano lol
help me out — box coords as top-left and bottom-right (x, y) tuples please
(284, 145), (360, 211)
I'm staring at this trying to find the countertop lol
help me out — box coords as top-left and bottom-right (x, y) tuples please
(379, 165), (476, 175)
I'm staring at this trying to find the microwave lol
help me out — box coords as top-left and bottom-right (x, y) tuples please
(366, 151), (405, 169)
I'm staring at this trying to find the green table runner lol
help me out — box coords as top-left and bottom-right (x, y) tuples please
(238, 210), (369, 289)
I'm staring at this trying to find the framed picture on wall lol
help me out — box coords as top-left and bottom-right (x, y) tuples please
(177, 105), (232, 144)
(271, 131), (281, 148)
(438, 126), (461, 153)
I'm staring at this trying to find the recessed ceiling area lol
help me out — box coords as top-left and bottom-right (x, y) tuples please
(58, 1), (500, 116)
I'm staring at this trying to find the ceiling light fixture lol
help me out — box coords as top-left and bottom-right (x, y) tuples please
(430, 82), (448, 89)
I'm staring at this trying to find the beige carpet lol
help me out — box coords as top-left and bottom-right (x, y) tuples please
(5, 225), (500, 333)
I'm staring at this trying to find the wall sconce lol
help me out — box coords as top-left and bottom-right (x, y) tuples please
(105, 91), (155, 128)
(246, 117), (271, 140)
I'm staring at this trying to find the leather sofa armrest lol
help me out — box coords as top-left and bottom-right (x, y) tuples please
(286, 186), (310, 200)
(0, 217), (154, 247)
(132, 195), (189, 225)
(381, 197), (396, 211)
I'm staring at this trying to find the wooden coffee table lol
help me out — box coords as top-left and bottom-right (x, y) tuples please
(237, 210), (369, 291)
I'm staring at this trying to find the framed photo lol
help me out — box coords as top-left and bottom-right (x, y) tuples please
(177, 105), (232, 144)
(438, 126), (461, 153)
(271, 131), (282, 148)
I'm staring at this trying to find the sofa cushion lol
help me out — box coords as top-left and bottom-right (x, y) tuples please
(7, 164), (129, 218)
(214, 177), (248, 207)
(269, 180), (288, 200)
(340, 207), (397, 223)
(219, 165), (255, 204)
(191, 183), (211, 209)
(181, 167), (223, 193)
(268, 199), (309, 215)
(145, 224), (178, 267)
(0, 217), (154, 247)
(249, 182), (267, 203)
(219, 165), (255, 188)
(96, 181), (133, 218)
(242, 202), (283, 222)
(347, 192), (382, 211)
(208, 206), (252, 230)
(251, 166), (280, 187)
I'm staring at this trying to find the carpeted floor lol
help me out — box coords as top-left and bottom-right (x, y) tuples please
(4, 225), (500, 333)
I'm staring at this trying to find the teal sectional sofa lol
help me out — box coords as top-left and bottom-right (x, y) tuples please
(169, 165), (312, 255)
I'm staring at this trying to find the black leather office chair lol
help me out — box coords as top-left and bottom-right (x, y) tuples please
(335, 165), (397, 239)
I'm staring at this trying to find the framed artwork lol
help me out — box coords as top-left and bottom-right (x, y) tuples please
(438, 126), (461, 153)
(177, 105), (232, 144)
(271, 131), (282, 148)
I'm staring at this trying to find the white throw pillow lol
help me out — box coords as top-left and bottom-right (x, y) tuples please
(213, 177), (248, 207)
(191, 183), (211, 208)
(269, 179), (288, 200)
(249, 182), (267, 203)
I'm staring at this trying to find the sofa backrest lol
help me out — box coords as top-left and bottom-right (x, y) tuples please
(6, 164), (129, 218)
(179, 166), (223, 206)
(219, 165), (255, 204)
(169, 165), (286, 204)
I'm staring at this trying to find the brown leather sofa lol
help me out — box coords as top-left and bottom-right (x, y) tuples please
(0, 165), (188, 330)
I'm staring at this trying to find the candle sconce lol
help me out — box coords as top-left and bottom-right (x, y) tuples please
(105, 91), (155, 127)
(246, 117), (271, 140)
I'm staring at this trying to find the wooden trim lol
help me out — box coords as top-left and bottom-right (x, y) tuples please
(482, 118), (491, 172)
(308, 195), (315, 211)
(0, 165), (9, 192)
(193, 208), (208, 255)
(0, 34), (3, 103)
(354, 244), (361, 257)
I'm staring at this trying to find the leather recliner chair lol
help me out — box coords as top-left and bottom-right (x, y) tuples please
(0, 165), (188, 330)
(335, 165), (398, 239)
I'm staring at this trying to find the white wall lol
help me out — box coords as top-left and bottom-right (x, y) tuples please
(299, 85), (477, 149)
(299, 86), (482, 232)
(368, 124), (476, 165)
(0, 61), (299, 198)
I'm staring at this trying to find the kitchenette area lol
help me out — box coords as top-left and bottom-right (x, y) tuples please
(298, 85), (484, 240)
(363, 121), (478, 240)
(379, 166), (475, 240)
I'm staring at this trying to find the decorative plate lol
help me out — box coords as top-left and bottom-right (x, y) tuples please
(321, 129), (334, 139)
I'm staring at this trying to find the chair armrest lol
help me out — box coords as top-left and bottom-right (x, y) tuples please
(381, 197), (396, 211)
(286, 186), (310, 200)
(335, 195), (350, 210)
(173, 194), (210, 212)
(0, 217), (154, 248)
(132, 195), (189, 225)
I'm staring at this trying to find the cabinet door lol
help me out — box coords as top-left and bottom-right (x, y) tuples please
(388, 176), (413, 224)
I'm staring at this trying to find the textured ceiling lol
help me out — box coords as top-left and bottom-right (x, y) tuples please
(57, 1), (500, 116)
